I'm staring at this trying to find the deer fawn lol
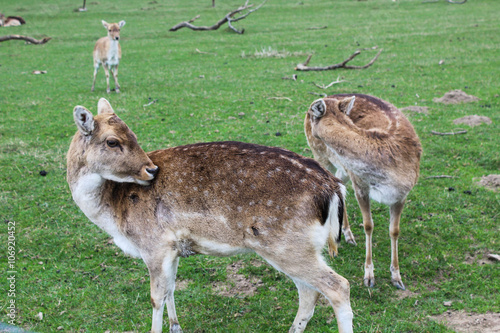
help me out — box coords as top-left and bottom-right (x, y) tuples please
(67, 98), (354, 333)
(91, 20), (125, 93)
(305, 94), (422, 290)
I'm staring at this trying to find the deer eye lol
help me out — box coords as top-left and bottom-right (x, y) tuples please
(107, 139), (119, 148)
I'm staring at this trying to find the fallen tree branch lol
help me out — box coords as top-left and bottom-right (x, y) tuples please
(268, 97), (292, 102)
(424, 175), (457, 179)
(170, 0), (267, 34)
(295, 48), (382, 71)
(0, 35), (51, 44)
(311, 76), (345, 89)
(306, 26), (327, 30)
(431, 130), (467, 136)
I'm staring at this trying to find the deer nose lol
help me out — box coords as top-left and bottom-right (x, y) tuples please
(146, 166), (159, 178)
(115, 36), (120, 41)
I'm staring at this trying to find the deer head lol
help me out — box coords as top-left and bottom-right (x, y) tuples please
(71, 98), (158, 185)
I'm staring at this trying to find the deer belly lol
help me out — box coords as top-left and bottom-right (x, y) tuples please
(106, 56), (119, 67)
(369, 183), (403, 205)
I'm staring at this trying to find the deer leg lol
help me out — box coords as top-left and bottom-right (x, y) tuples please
(91, 63), (99, 92)
(258, 248), (353, 333)
(148, 253), (182, 333)
(102, 64), (111, 94)
(111, 65), (120, 93)
(389, 200), (406, 290)
(289, 279), (321, 333)
(352, 183), (374, 288)
(340, 201), (356, 246)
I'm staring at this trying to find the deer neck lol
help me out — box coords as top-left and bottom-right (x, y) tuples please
(67, 135), (118, 234)
(319, 115), (374, 159)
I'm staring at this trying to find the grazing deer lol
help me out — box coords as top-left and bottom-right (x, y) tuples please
(91, 20), (125, 93)
(0, 13), (26, 27)
(305, 94), (422, 290)
(67, 98), (354, 333)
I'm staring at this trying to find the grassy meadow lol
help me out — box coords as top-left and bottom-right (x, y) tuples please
(1, 0), (499, 331)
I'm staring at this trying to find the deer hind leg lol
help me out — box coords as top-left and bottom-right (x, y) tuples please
(258, 248), (353, 333)
(111, 65), (120, 93)
(147, 252), (182, 333)
(352, 183), (375, 287)
(389, 200), (406, 290)
(102, 64), (111, 94)
(91, 63), (99, 92)
(289, 279), (321, 333)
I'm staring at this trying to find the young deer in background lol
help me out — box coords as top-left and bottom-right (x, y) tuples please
(305, 94), (422, 290)
(91, 20), (125, 93)
(67, 98), (354, 333)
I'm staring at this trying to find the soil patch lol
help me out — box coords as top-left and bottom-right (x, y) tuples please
(431, 311), (500, 333)
(453, 115), (492, 127)
(400, 106), (429, 114)
(433, 90), (480, 104)
(477, 174), (500, 192)
(212, 260), (264, 298)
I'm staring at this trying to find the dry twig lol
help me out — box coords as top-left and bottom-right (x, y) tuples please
(431, 130), (467, 136)
(0, 35), (51, 44)
(306, 26), (327, 30)
(295, 48), (382, 71)
(311, 76), (345, 89)
(424, 175), (457, 179)
(267, 97), (292, 102)
(170, 0), (267, 34)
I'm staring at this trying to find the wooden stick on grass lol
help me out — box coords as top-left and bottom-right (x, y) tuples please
(295, 48), (382, 71)
(170, 0), (267, 34)
(0, 35), (51, 44)
(431, 130), (467, 136)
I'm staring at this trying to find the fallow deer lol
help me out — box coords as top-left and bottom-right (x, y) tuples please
(91, 20), (125, 94)
(0, 13), (26, 27)
(67, 98), (354, 333)
(305, 94), (422, 290)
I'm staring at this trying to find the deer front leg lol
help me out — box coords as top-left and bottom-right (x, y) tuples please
(389, 200), (406, 290)
(102, 63), (111, 94)
(111, 65), (120, 93)
(148, 253), (182, 333)
(352, 182), (375, 288)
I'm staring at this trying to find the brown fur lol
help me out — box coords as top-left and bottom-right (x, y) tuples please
(305, 94), (422, 290)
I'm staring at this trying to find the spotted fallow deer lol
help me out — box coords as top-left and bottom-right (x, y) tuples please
(305, 94), (422, 290)
(91, 20), (125, 93)
(67, 98), (354, 333)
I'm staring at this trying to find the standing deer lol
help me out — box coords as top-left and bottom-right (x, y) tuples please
(305, 94), (422, 290)
(91, 20), (125, 93)
(67, 98), (354, 333)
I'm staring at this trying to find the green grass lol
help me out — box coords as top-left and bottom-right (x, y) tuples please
(1, 0), (499, 332)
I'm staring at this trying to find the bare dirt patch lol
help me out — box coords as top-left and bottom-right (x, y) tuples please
(212, 260), (265, 298)
(433, 90), (480, 104)
(176, 279), (192, 291)
(477, 174), (500, 192)
(453, 115), (492, 127)
(431, 311), (500, 333)
(400, 106), (429, 114)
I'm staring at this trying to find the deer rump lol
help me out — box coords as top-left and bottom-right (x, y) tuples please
(104, 141), (345, 258)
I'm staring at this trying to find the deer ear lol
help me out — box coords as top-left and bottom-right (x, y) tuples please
(119, 20), (126, 28)
(102, 20), (108, 29)
(74, 106), (95, 136)
(338, 96), (355, 116)
(97, 98), (115, 115)
(310, 99), (327, 118)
